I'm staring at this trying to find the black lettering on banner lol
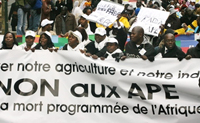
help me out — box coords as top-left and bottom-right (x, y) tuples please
(40, 79), (59, 96)
(0, 79), (12, 95)
(132, 104), (148, 114)
(137, 70), (173, 79)
(55, 62), (116, 75)
(0, 103), (8, 111)
(128, 83), (146, 100)
(13, 101), (43, 111)
(47, 102), (129, 114)
(0, 63), (13, 71)
(91, 84), (105, 97)
(71, 84), (120, 98)
(17, 61), (50, 72)
(103, 19), (112, 26)
(148, 26), (159, 34)
(146, 84), (161, 99)
(120, 69), (128, 76)
(106, 85), (120, 98)
(14, 78), (38, 96)
(71, 83), (88, 97)
(163, 85), (179, 99)
(141, 16), (162, 25)
(178, 70), (200, 78)
(152, 104), (200, 117)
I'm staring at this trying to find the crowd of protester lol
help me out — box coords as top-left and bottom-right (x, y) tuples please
(5, 0), (200, 61)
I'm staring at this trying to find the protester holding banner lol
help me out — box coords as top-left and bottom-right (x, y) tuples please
(123, 26), (156, 61)
(17, 30), (37, 51)
(100, 38), (124, 62)
(61, 30), (84, 51)
(85, 27), (108, 59)
(34, 31), (56, 51)
(0, 32), (18, 50)
(155, 29), (186, 60)
(186, 39), (200, 58)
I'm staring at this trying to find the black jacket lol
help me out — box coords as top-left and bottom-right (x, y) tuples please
(85, 41), (107, 57)
(156, 45), (186, 59)
(187, 43), (200, 58)
(125, 41), (156, 58)
(180, 14), (197, 26)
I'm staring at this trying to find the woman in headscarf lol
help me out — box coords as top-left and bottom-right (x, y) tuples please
(62, 30), (84, 51)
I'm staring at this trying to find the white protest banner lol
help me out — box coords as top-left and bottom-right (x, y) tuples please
(129, 7), (170, 36)
(87, 0), (124, 27)
(0, 50), (200, 123)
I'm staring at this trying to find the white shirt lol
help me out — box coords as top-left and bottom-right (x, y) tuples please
(17, 42), (36, 50)
(94, 36), (108, 50)
(106, 49), (123, 59)
(67, 43), (85, 51)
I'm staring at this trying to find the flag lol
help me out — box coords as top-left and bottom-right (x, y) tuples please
(175, 34), (198, 53)
(16, 34), (96, 49)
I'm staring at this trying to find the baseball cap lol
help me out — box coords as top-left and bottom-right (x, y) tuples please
(106, 38), (118, 45)
(95, 27), (106, 36)
(68, 30), (82, 43)
(41, 19), (54, 27)
(25, 30), (36, 38)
